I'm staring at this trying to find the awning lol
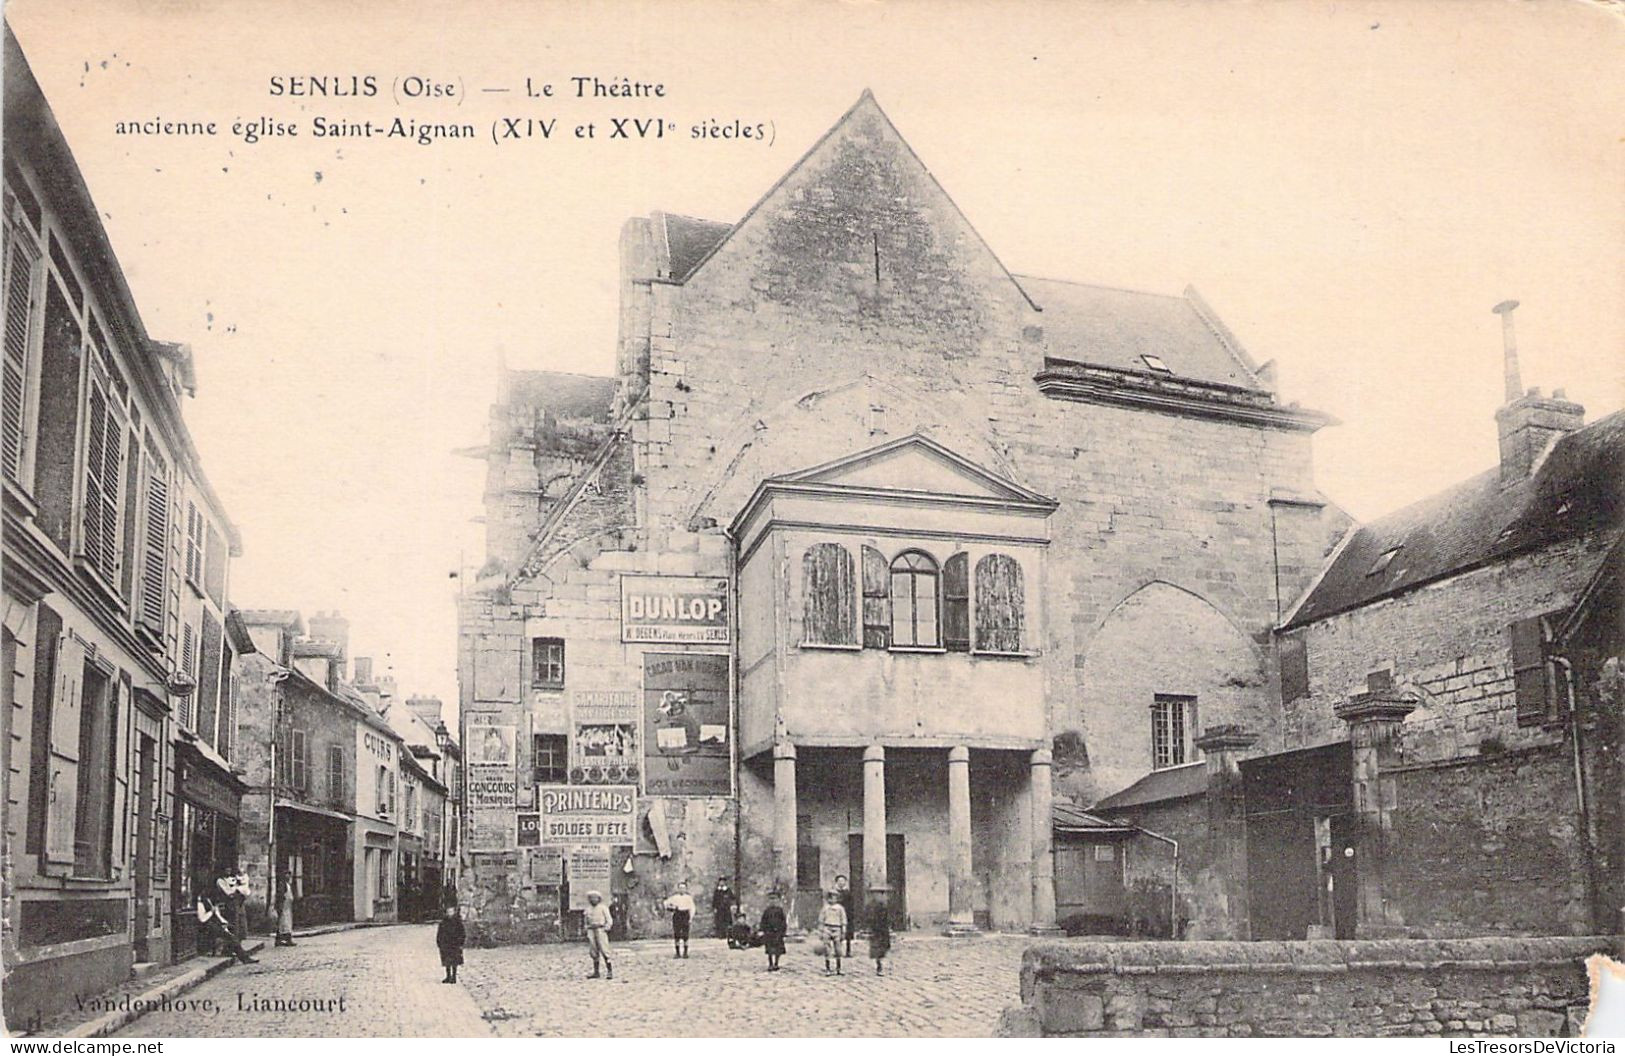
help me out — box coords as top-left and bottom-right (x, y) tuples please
(275, 799), (352, 822)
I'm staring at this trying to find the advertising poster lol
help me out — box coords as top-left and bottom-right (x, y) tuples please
(467, 808), (516, 853)
(527, 849), (564, 887)
(467, 724), (516, 766)
(642, 652), (731, 796)
(466, 763), (517, 809)
(516, 812), (541, 847)
(620, 575), (730, 644)
(567, 846), (613, 911)
(537, 784), (637, 846)
(570, 689), (640, 786)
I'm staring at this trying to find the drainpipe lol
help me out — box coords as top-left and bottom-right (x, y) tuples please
(1552, 656), (1598, 932)
(1133, 825), (1180, 939)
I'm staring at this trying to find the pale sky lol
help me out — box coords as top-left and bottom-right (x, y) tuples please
(9, 0), (1621, 715)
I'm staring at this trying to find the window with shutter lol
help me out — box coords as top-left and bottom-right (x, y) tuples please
(943, 553), (970, 652)
(185, 502), (205, 589)
(291, 729), (308, 792)
(220, 671), (237, 761)
(204, 525), (225, 605)
(78, 364), (127, 588)
(44, 633), (87, 869)
(328, 745), (345, 807)
(1510, 616), (1553, 726)
(889, 550), (940, 648)
(974, 553), (1025, 653)
(34, 280), (81, 550)
(1279, 633), (1309, 703)
(2, 216), (40, 484)
(861, 546), (890, 649)
(179, 623), (195, 729)
(73, 660), (116, 878)
(801, 542), (857, 646)
(26, 604), (61, 856)
(136, 454), (169, 639)
(196, 611), (222, 747)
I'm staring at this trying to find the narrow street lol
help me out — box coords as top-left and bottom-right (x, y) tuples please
(115, 924), (1029, 1037)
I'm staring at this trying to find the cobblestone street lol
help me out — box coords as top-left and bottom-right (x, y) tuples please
(115, 923), (1029, 1037)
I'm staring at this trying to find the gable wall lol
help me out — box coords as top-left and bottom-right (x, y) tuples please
(630, 104), (1341, 803)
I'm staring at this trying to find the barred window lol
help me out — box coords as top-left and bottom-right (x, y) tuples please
(802, 542), (856, 646)
(532, 637), (565, 688)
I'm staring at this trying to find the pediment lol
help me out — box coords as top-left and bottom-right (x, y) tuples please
(777, 434), (1054, 506)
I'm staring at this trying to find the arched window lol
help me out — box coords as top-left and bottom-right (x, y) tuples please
(802, 543), (856, 645)
(861, 546), (890, 649)
(943, 553), (970, 652)
(974, 553), (1025, 652)
(889, 550), (940, 648)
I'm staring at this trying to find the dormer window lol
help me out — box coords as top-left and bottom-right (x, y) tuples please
(1141, 354), (1173, 374)
(1367, 546), (1402, 576)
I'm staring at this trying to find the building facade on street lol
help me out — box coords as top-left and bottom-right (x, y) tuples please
(456, 91), (1347, 943)
(1, 26), (243, 1027)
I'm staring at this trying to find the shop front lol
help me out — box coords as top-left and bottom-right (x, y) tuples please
(275, 802), (354, 927)
(353, 823), (398, 922)
(171, 741), (245, 958)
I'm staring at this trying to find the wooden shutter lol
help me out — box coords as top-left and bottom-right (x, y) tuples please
(44, 633), (87, 867)
(292, 729), (308, 791)
(111, 673), (131, 878)
(2, 226), (39, 481)
(943, 553), (970, 652)
(196, 610), (223, 746)
(179, 623), (195, 728)
(138, 451), (169, 634)
(861, 545), (890, 650)
(974, 553), (1025, 653)
(1279, 633), (1309, 703)
(329, 745), (344, 804)
(80, 369), (126, 583)
(802, 543), (856, 645)
(1510, 617), (1550, 725)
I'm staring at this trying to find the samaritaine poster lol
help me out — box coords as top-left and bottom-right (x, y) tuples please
(2, 0), (1619, 1043)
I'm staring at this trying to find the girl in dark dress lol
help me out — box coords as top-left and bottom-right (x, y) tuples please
(437, 904), (465, 983)
(711, 877), (733, 937)
(868, 892), (892, 976)
(758, 889), (788, 972)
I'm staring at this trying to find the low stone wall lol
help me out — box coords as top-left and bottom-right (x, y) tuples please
(999, 936), (1620, 1037)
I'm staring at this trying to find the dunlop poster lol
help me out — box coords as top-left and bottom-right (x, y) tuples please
(620, 575), (730, 644)
(642, 651), (731, 797)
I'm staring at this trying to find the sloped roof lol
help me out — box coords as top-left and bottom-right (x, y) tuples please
(1053, 802), (1138, 835)
(504, 370), (617, 423)
(1285, 410), (1624, 628)
(661, 213), (732, 282)
(1017, 276), (1263, 391)
(1093, 763), (1208, 811)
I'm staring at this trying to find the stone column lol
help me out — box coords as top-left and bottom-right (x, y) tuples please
(773, 739), (798, 931)
(1029, 748), (1060, 935)
(1191, 724), (1258, 940)
(1333, 691), (1418, 938)
(862, 744), (887, 895)
(945, 746), (977, 934)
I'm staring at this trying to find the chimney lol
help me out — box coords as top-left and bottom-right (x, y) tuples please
(352, 656), (374, 687)
(1491, 301), (1583, 484)
(306, 611), (350, 678)
(407, 696), (445, 728)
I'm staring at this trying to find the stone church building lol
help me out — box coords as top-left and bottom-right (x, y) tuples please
(456, 90), (1351, 943)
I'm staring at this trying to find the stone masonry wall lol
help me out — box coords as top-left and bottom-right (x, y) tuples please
(634, 97), (1345, 810)
(1001, 936), (1619, 1037)
(1284, 536), (1613, 761)
(1384, 745), (1591, 936)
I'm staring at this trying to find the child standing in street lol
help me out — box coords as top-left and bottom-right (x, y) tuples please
(662, 881), (695, 959)
(584, 890), (614, 979)
(867, 890), (892, 976)
(436, 904), (465, 984)
(818, 889), (847, 975)
(758, 889), (788, 972)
